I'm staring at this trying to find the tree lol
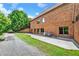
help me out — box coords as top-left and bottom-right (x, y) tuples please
(0, 12), (11, 40)
(8, 10), (29, 32)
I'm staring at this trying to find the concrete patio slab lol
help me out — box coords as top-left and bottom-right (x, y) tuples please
(27, 33), (79, 50)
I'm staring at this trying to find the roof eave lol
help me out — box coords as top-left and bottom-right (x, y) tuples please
(31, 3), (64, 22)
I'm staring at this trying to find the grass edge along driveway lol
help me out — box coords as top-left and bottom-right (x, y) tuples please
(16, 33), (79, 56)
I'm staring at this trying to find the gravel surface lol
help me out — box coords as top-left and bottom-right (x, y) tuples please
(0, 33), (46, 56)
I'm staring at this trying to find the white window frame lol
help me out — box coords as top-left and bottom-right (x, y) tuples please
(42, 18), (45, 23)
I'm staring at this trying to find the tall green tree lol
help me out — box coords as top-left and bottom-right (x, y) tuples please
(0, 12), (11, 35)
(8, 10), (29, 32)
(0, 12), (11, 40)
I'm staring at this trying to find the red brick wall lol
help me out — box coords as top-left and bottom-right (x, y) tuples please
(74, 20), (79, 43)
(30, 4), (74, 37)
(30, 3), (79, 44)
(20, 28), (30, 33)
(74, 4), (79, 44)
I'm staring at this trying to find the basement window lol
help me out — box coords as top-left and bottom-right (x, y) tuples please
(59, 27), (63, 34)
(37, 29), (39, 33)
(34, 29), (36, 33)
(59, 27), (68, 34)
(41, 28), (44, 32)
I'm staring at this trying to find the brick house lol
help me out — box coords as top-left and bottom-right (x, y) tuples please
(20, 28), (30, 33)
(30, 3), (79, 44)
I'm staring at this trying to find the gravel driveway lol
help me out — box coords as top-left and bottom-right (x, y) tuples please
(0, 33), (46, 56)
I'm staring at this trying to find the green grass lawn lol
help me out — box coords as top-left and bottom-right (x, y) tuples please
(16, 33), (79, 56)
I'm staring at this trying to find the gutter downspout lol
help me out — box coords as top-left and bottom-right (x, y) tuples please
(73, 3), (75, 39)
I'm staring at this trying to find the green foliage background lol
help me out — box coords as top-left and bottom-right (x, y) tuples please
(8, 10), (29, 32)
(0, 12), (11, 35)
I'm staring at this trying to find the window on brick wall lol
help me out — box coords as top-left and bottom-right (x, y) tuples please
(37, 29), (39, 33)
(59, 27), (68, 34)
(37, 18), (45, 24)
(34, 29), (36, 33)
(59, 27), (63, 34)
(42, 18), (45, 23)
(41, 28), (44, 32)
(37, 20), (40, 24)
(76, 15), (79, 22)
